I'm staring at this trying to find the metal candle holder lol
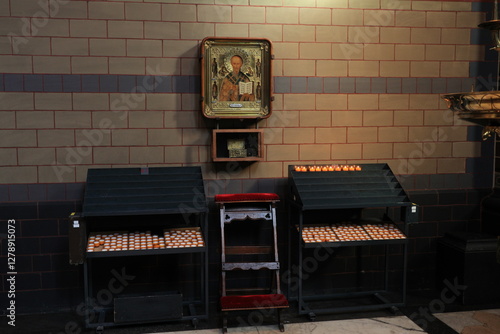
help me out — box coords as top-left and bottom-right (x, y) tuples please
(442, 15), (500, 140)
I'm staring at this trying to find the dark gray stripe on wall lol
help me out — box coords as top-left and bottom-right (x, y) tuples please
(0, 74), (479, 95)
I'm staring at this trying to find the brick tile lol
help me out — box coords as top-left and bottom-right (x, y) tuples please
(332, 43), (364, 60)
(300, 8), (331, 25)
(70, 20), (106, 38)
(0, 167), (37, 184)
(50, 0), (88, 19)
(300, 110), (331, 127)
(90, 39), (126, 56)
(316, 127), (347, 143)
(82, 75), (99, 93)
(427, 12), (456, 28)
(349, 61), (379, 77)
(274, 42), (299, 59)
(409, 94), (440, 110)
(316, 26), (348, 43)
(441, 62), (469, 78)
(401, 78), (416, 93)
(118, 75), (137, 93)
(291, 77), (307, 93)
(250, 162), (283, 179)
(396, 11), (425, 27)
(446, 78), (462, 94)
(215, 23), (249, 38)
(284, 25), (315, 43)
(363, 143), (393, 159)
(381, 27), (410, 43)
(17, 111), (54, 129)
(0, 92), (35, 111)
(250, 24), (283, 41)
(411, 28), (440, 44)
(274, 77), (290, 94)
(0, 148), (17, 166)
(348, 127), (378, 143)
(381, 61), (410, 77)
(125, 3), (161, 21)
(4, 74), (23, 92)
(145, 22), (179, 39)
(131, 147), (164, 164)
(387, 78), (401, 93)
(94, 147), (129, 164)
(233, 6), (265, 23)
(323, 77), (339, 93)
(0, 55), (32, 73)
(394, 110), (423, 126)
(284, 128), (315, 144)
(89, 1), (125, 20)
(348, 94), (378, 110)
(266, 145), (299, 161)
(283, 94), (315, 110)
(332, 9), (363, 25)
(431, 78), (447, 94)
(14, 37), (51, 55)
(416, 78), (432, 93)
(300, 42), (331, 59)
(364, 44), (394, 60)
(395, 45), (424, 61)
(109, 21), (143, 38)
(111, 129), (147, 146)
(33, 56), (71, 74)
(55, 111), (91, 129)
(35, 93), (72, 110)
(307, 77), (323, 93)
(127, 40), (162, 57)
(300, 144), (330, 160)
(172, 76), (190, 93)
(317, 94), (347, 111)
(355, 77), (371, 93)
(371, 78), (386, 93)
(9, 184), (29, 201)
(339, 78), (355, 93)
(154, 76), (173, 93)
(181, 22), (214, 39)
(43, 74), (62, 93)
(332, 143), (362, 160)
(379, 127), (408, 142)
(73, 93), (109, 111)
(18, 148), (56, 165)
(52, 38), (88, 56)
(162, 4), (197, 22)
(63, 75), (81, 93)
(72, 57), (108, 74)
(198, 5), (231, 23)
(109, 58), (145, 75)
(266, 7), (298, 24)
(438, 158), (466, 173)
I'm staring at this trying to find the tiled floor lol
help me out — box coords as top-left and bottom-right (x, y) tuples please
(434, 309), (500, 334)
(150, 316), (427, 334)
(2, 298), (500, 334)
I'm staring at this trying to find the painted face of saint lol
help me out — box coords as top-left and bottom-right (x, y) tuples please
(230, 55), (243, 74)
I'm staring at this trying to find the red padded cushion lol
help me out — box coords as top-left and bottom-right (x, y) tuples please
(221, 294), (289, 311)
(215, 193), (280, 203)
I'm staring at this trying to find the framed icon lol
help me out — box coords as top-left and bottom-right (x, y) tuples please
(200, 37), (273, 119)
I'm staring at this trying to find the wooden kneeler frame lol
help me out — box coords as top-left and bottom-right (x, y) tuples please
(215, 193), (289, 333)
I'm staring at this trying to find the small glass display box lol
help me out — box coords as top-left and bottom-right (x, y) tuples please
(212, 129), (264, 162)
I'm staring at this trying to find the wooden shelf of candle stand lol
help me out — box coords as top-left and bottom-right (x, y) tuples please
(212, 129), (264, 162)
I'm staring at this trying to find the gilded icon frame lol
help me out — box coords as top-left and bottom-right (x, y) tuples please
(200, 37), (273, 119)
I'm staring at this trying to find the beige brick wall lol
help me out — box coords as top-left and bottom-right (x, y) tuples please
(0, 1), (486, 184)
